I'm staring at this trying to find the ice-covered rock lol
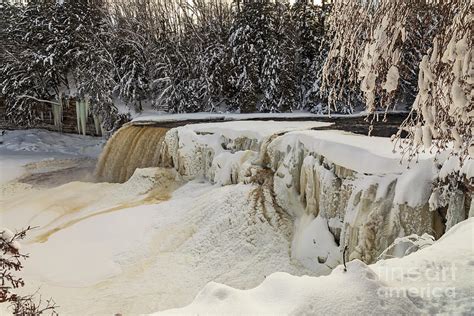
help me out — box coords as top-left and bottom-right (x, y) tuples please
(156, 122), (470, 266)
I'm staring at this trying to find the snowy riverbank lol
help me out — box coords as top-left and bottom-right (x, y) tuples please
(1, 123), (472, 315)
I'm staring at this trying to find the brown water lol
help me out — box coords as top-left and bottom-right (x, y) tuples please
(95, 125), (169, 183)
(34, 187), (172, 243)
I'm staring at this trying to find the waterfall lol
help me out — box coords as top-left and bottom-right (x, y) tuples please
(95, 125), (169, 183)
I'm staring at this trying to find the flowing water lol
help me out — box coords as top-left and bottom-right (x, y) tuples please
(95, 125), (168, 183)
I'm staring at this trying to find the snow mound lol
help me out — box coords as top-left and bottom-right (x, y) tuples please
(157, 218), (474, 315)
(16, 182), (310, 314)
(160, 260), (418, 315)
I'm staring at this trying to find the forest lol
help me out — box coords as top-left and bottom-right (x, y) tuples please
(0, 0), (471, 157)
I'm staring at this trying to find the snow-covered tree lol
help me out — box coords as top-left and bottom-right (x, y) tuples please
(156, 0), (232, 113)
(358, 1), (458, 115)
(1, 1), (62, 125)
(0, 0), (117, 127)
(227, 0), (295, 113)
(395, 1), (472, 163)
(289, 0), (328, 112)
(70, 0), (124, 133)
(389, 1), (472, 217)
(1, 0), (469, 130)
(320, 0), (374, 114)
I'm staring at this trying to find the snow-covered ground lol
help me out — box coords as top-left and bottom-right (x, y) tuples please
(158, 218), (474, 315)
(1, 124), (472, 315)
(0, 129), (103, 185)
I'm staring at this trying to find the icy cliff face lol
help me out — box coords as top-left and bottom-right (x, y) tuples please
(136, 121), (470, 269)
(266, 133), (438, 264)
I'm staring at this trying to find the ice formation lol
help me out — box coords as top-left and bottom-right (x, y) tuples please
(97, 121), (472, 269)
(52, 100), (63, 131)
(75, 99), (89, 135)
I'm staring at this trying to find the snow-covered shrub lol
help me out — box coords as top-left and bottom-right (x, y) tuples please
(0, 227), (58, 314)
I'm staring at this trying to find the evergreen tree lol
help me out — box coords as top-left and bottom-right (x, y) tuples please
(70, 0), (122, 132)
(227, 0), (294, 113)
(1, 1), (63, 125)
(290, 0), (328, 112)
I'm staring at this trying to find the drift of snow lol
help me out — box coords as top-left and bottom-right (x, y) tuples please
(156, 218), (474, 315)
(7, 181), (311, 314)
(0, 129), (103, 157)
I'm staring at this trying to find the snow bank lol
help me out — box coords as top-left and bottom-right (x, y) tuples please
(270, 130), (430, 173)
(157, 218), (474, 315)
(160, 260), (417, 315)
(0, 129), (103, 184)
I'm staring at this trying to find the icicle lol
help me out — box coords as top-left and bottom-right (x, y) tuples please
(75, 100), (88, 135)
(100, 123), (106, 136)
(52, 93), (63, 131)
(81, 99), (88, 135)
(93, 114), (102, 136)
(76, 100), (81, 134)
